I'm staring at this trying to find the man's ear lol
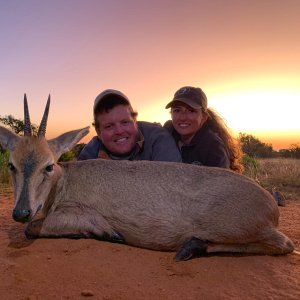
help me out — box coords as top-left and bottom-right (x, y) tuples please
(0, 126), (21, 152)
(95, 126), (101, 136)
(48, 126), (90, 159)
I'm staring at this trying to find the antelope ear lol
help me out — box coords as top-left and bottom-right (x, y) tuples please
(0, 126), (21, 151)
(48, 126), (89, 159)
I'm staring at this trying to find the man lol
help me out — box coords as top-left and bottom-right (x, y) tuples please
(78, 89), (181, 162)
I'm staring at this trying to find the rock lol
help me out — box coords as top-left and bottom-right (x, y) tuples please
(81, 290), (94, 297)
(272, 188), (286, 207)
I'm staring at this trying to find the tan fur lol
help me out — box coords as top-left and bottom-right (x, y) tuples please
(0, 125), (294, 256)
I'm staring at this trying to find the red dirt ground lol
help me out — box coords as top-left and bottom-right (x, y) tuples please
(0, 192), (299, 300)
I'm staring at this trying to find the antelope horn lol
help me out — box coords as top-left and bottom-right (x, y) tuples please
(37, 95), (51, 138)
(24, 94), (32, 136)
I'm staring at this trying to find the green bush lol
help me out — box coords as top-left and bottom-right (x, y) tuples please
(242, 154), (260, 181)
(58, 150), (76, 162)
(58, 144), (86, 162)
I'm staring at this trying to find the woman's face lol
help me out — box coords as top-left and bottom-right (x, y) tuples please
(171, 103), (207, 143)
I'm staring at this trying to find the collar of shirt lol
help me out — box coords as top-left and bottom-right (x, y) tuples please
(171, 122), (210, 149)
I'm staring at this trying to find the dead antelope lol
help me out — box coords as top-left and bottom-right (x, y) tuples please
(0, 95), (294, 261)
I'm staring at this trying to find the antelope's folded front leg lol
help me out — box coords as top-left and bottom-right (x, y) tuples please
(25, 210), (125, 244)
(25, 218), (45, 239)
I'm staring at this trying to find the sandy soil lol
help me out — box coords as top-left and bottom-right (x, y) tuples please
(0, 192), (299, 300)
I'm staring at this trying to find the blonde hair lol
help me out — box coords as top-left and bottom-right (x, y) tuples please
(205, 108), (244, 173)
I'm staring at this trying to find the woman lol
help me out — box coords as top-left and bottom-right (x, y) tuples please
(164, 86), (243, 173)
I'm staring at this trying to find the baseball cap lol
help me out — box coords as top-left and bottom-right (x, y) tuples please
(93, 89), (130, 114)
(165, 86), (207, 110)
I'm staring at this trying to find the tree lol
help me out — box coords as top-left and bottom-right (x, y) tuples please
(0, 115), (38, 135)
(279, 144), (300, 159)
(290, 144), (300, 159)
(0, 116), (86, 161)
(278, 148), (292, 158)
(238, 133), (274, 158)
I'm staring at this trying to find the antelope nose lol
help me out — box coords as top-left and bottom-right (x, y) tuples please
(12, 209), (31, 223)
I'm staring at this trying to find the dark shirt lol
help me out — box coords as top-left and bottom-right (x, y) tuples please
(78, 121), (182, 162)
(164, 120), (230, 168)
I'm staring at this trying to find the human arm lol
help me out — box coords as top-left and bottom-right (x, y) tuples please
(77, 137), (101, 160)
(204, 139), (230, 168)
(145, 123), (182, 162)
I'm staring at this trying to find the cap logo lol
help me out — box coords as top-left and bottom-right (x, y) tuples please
(177, 87), (190, 95)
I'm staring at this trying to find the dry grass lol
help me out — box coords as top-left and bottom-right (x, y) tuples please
(0, 151), (10, 183)
(0, 151), (12, 195)
(0, 183), (12, 195)
(255, 158), (300, 201)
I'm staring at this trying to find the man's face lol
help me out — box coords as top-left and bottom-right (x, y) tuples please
(96, 105), (138, 156)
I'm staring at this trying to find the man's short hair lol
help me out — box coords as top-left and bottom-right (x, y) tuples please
(93, 90), (138, 128)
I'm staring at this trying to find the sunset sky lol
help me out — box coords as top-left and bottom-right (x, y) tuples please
(1, 0), (299, 150)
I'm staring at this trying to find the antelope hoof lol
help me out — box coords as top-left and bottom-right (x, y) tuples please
(110, 231), (125, 243)
(25, 219), (44, 239)
(90, 231), (125, 243)
(175, 238), (208, 261)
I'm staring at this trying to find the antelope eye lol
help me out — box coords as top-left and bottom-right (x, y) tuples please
(45, 164), (54, 172)
(7, 162), (16, 171)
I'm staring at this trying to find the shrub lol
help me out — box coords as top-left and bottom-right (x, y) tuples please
(58, 143), (86, 162)
(238, 133), (275, 158)
(59, 151), (76, 162)
(242, 154), (260, 181)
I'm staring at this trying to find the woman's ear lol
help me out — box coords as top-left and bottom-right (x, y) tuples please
(200, 111), (209, 126)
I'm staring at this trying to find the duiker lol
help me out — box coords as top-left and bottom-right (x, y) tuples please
(0, 96), (294, 261)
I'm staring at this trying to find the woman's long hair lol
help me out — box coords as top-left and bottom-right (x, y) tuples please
(205, 108), (244, 173)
